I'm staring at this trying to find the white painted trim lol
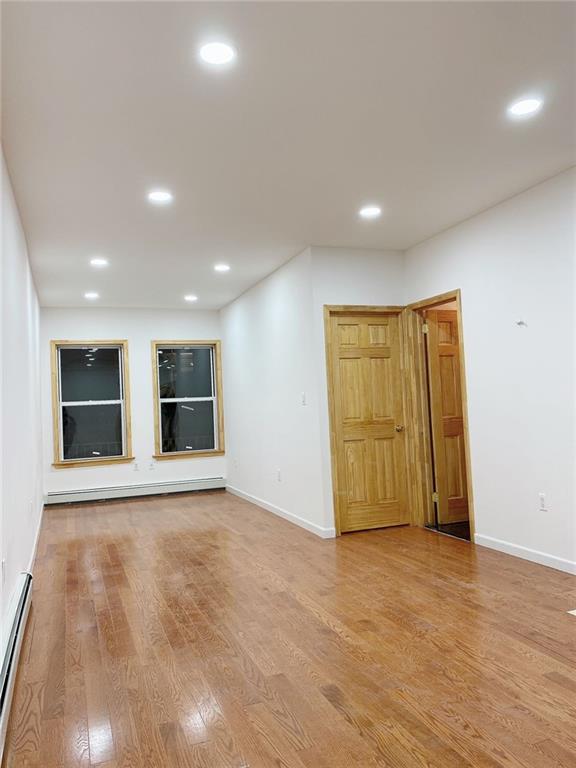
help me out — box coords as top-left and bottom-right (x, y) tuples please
(60, 399), (122, 406)
(26, 501), (45, 574)
(475, 534), (576, 575)
(226, 485), (336, 539)
(45, 477), (226, 504)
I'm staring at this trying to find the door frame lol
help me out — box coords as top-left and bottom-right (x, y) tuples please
(324, 305), (405, 535)
(324, 294), (475, 540)
(405, 289), (475, 539)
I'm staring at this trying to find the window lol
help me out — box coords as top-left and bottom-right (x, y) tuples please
(51, 341), (132, 467)
(152, 341), (224, 458)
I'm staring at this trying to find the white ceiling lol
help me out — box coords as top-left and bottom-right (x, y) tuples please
(2, 1), (575, 309)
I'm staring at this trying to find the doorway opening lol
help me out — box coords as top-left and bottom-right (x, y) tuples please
(325, 292), (474, 542)
(420, 299), (471, 540)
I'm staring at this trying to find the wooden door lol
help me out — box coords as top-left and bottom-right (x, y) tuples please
(328, 312), (408, 533)
(425, 310), (469, 524)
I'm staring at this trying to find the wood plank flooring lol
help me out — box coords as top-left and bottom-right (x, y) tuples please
(3, 490), (576, 768)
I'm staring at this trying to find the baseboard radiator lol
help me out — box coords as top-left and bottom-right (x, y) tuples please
(45, 476), (226, 505)
(0, 572), (33, 763)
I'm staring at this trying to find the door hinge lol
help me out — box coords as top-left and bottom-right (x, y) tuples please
(422, 323), (429, 334)
(432, 491), (439, 503)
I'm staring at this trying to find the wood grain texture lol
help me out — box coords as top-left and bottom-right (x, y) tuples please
(425, 309), (470, 525)
(400, 307), (435, 528)
(325, 309), (408, 534)
(404, 289), (476, 538)
(4, 490), (576, 767)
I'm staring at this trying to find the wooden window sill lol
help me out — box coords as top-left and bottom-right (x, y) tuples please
(153, 450), (225, 461)
(52, 456), (135, 469)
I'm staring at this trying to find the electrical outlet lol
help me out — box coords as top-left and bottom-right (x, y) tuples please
(538, 492), (547, 511)
(149, 461), (155, 470)
(133, 462), (140, 471)
(276, 469), (282, 482)
(1, 559), (5, 586)
(301, 392), (307, 406)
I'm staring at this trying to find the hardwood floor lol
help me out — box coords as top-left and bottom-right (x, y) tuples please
(4, 490), (576, 768)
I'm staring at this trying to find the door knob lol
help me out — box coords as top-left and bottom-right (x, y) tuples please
(395, 425), (405, 432)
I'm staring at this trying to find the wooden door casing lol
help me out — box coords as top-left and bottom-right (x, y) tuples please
(328, 312), (408, 533)
(400, 307), (435, 528)
(425, 309), (469, 524)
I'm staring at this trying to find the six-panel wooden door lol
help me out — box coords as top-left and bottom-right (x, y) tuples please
(425, 309), (469, 524)
(329, 312), (408, 533)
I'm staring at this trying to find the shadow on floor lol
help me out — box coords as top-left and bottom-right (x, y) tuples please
(427, 520), (471, 541)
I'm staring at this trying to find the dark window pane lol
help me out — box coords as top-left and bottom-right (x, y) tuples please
(62, 404), (123, 460)
(60, 347), (121, 402)
(158, 347), (212, 399)
(161, 401), (215, 453)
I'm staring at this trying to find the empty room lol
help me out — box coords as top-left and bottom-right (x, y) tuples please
(1, 2), (575, 767)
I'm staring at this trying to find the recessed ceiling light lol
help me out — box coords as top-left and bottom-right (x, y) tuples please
(184, 294), (198, 302)
(359, 205), (382, 220)
(214, 263), (230, 272)
(199, 42), (236, 66)
(507, 97), (543, 119)
(84, 291), (99, 300)
(90, 257), (109, 268)
(147, 189), (174, 205)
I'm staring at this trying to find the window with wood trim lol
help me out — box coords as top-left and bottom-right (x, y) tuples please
(152, 341), (224, 459)
(51, 341), (132, 467)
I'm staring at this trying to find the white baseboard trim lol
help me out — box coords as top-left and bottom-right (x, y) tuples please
(46, 477), (226, 505)
(27, 500), (45, 573)
(226, 486), (336, 539)
(475, 534), (576, 575)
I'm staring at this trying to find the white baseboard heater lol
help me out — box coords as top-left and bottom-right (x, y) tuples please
(0, 572), (33, 763)
(45, 476), (226, 505)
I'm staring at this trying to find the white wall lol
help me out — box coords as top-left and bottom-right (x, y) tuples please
(221, 246), (404, 535)
(221, 248), (330, 534)
(40, 308), (225, 494)
(1, 154), (43, 643)
(404, 168), (576, 573)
